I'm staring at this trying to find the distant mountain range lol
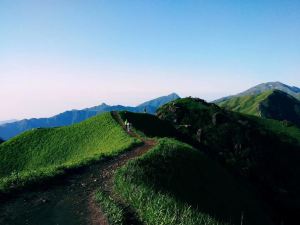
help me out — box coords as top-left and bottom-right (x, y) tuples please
(0, 119), (17, 125)
(214, 81), (300, 103)
(0, 93), (180, 140)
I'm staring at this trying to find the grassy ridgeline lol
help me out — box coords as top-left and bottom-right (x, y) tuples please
(0, 112), (141, 191)
(218, 90), (300, 127)
(115, 138), (270, 225)
(157, 97), (300, 224)
(217, 91), (273, 116)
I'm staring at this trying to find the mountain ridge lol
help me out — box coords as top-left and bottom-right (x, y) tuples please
(157, 97), (300, 224)
(0, 119), (18, 126)
(0, 93), (180, 140)
(218, 90), (300, 127)
(214, 81), (300, 103)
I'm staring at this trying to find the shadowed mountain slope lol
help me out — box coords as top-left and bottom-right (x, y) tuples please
(115, 138), (270, 225)
(157, 97), (300, 224)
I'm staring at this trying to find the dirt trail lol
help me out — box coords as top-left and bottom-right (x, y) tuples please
(0, 112), (155, 225)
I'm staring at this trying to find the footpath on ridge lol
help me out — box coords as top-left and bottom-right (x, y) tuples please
(0, 111), (156, 225)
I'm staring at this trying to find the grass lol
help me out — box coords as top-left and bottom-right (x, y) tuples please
(0, 112), (141, 192)
(95, 190), (124, 225)
(248, 115), (300, 145)
(217, 92), (300, 145)
(218, 90), (300, 127)
(217, 91), (273, 116)
(119, 111), (179, 138)
(118, 111), (198, 147)
(157, 97), (300, 224)
(115, 138), (269, 225)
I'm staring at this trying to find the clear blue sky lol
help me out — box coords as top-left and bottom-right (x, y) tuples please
(1, 0), (300, 120)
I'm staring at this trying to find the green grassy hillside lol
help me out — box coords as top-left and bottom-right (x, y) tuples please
(0, 112), (140, 192)
(248, 115), (300, 144)
(218, 90), (300, 126)
(115, 138), (270, 225)
(218, 91), (272, 116)
(157, 98), (300, 224)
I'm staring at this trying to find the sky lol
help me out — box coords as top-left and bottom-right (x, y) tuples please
(1, 0), (300, 120)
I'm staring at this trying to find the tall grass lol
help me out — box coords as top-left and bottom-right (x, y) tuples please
(114, 138), (269, 225)
(95, 190), (124, 225)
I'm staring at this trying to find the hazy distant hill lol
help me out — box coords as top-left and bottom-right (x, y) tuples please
(214, 81), (300, 103)
(218, 90), (300, 126)
(0, 119), (17, 126)
(0, 93), (180, 140)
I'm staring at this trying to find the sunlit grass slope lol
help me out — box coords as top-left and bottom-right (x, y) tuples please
(218, 91), (272, 116)
(115, 138), (270, 225)
(218, 90), (300, 127)
(0, 112), (140, 191)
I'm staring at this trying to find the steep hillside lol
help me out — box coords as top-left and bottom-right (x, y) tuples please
(218, 90), (300, 126)
(115, 138), (270, 225)
(0, 93), (180, 140)
(218, 91), (272, 115)
(214, 81), (300, 103)
(157, 98), (300, 224)
(0, 112), (140, 192)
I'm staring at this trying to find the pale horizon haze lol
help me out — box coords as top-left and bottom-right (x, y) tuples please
(1, 0), (300, 121)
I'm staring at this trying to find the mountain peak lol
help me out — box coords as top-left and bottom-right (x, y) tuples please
(214, 81), (300, 103)
(249, 81), (299, 92)
(167, 93), (180, 98)
(138, 93), (180, 108)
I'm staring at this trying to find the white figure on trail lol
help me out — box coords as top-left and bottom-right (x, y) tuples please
(127, 122), (131, 132)
(124, 119), (131, 132)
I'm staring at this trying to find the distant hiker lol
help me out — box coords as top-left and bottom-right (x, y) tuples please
(127, 122), (131, 132)
(144, 107), (147, 113)
(124, 119), (131, 132)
